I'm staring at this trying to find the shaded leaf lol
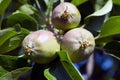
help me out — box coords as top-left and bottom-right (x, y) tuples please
(71, 0), (88, 6)
(111, 5), (120, 16)
(0, 67), (31, 80)
(44, 68), (57, 80)
(0, 55), (28, 71)
(108, 54), (120, 60)
(57, 51), (84, 80)
(96, 16), (120, 45)
(104, 41), (120, 60)
(84, 15), (105, 36)
(84, 0), (112, 33)
(50, 63), (72, 80)
(2, 13), (37, 31)
(31, 60), (71, 80)
(0, 0), (11, 16)
(31, 63), (51, 80)
(0, 24), (30, 53)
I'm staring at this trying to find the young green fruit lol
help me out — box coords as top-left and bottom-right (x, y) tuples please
(61, 28), (95, 62)
(22, 30), (60, 64)
(51, 2), (81, 31)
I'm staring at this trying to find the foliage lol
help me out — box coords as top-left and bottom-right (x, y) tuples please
(0, 0), (120, 80)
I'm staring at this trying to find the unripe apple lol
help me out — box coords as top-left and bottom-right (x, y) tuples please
(61, 28), (95, 62)
(22, 30), (60, 64)
(51, 2), (81, 31)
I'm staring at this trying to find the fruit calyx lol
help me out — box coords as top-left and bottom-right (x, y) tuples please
(23, 45), (33, 55)
(60, 6), (72, 22)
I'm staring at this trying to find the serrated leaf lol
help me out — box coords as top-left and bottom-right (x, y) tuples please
(96, 16), (120, 45)
(0, 0), (11, 16)
(0, 67), (31, 80)
(0, 24), (30, 53)
(0, 55), (28, 71)
(71, 0), (88, 6)
(2, 13), (37, 31)
(57, 51), (84, 80)
(84, 0), (112, 32)
(44, 68), (57, 80)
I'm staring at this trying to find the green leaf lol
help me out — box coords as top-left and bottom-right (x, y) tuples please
(0, 55), (28, 71)
(0, 0), (11, 16)
(71, 0), (88, 6)
(18, 4), (36, 15)
(96, 16), (120, 45)
(113, 0), (120, 5)
(0, 24), (29, 46)
(84, 0), (113, 32)
(45, 0), (54, 17)
(2, 13), (37, 31)
(44, 68), (57, 80)
(57, 51), (84, 80)
(0, 24), (30, 53)
(85, 0), (112, 19)
(0, 66), (8, 77)
(0, 67), (31, 80)
(0, 35), (23, 53)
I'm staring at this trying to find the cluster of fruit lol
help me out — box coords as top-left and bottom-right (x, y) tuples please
(22, 2), (95, 64)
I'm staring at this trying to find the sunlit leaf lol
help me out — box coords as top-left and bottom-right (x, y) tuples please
(71, 0), (88, 6)
(2, 13), (37, 31)
(18, 4), (36, 15)
(0, 35), (24, 53)
(0, 0), (11, 16)
(44, 68), (57, 80)
(113, 0), (120, 5)
(0, 24), (30, 53)
(85, 0), (112, 19)
(0, 67), (31, 80)
(57, 51), (84, 80)
(84, 0), (113, 32)
(0, 66), (8, 77)
(96, 16), (120, 45)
